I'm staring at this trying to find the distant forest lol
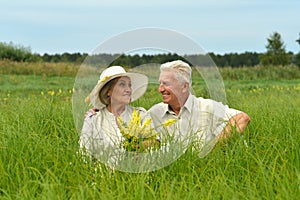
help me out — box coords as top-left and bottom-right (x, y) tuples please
(40, 52), (265, 68)
(1, 32), (300, 67)
(2, 50), (298, 68)
(0, 41), (263, 67)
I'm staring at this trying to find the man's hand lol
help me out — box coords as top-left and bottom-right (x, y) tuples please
(85, 108), (99, 118)
(219, 112), (251, 139)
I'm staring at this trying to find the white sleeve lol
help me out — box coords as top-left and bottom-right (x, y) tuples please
(211, 100), (242, 137)
(198, 98), (241, 138)
(79, 116), (94, 154)
(79, 115), (126, 167)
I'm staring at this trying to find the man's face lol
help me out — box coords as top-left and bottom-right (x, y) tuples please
(158, 71), (184, 106)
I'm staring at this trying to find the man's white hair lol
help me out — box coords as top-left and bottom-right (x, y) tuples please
(160, 60), (192, 86)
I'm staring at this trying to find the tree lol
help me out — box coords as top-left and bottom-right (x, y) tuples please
(294, 33), (300, 67)
(0, 41), (40, 62)
(296, 33), (300, 45)
(260, 32), (289, 66)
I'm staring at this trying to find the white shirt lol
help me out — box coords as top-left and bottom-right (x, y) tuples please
(148, 93), (241, 152)
(79, 105), (150, 167)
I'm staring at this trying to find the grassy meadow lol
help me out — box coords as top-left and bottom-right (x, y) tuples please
(0, 62), (300, 199)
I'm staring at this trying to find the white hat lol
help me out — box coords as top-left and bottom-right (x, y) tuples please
(89, 66), (148, 109)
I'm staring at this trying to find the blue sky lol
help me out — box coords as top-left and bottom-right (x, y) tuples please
(1, 0), (299, 55)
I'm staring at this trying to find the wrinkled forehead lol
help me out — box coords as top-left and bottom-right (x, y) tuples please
(159, 70), (176, 81)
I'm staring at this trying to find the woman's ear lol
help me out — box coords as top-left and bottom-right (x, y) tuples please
(107, 87), (113, 97)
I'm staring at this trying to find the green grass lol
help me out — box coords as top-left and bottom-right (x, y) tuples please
(0, 73), (300, 199)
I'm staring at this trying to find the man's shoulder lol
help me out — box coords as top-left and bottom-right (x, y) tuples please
(192, 96), (226, 111)
(194, 96), (218, 104)
(148, 103), (168, 116)
(149, 102), (166, 111)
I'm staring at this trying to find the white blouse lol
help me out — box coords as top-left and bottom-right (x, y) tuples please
(79, 105), (150, 166)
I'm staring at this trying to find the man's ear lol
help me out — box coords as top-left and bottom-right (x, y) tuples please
(182, 82), (190, 92)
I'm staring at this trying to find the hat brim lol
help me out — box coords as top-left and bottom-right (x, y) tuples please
(89, 72), (148, 109)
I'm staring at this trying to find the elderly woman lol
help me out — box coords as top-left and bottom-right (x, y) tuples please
(80, 66), (158, 167)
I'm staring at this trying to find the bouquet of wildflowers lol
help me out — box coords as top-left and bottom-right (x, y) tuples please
(117, 108), (176, 152)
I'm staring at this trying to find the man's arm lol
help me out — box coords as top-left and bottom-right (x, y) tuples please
(219, 112), (251, 139)
(85, 108), (99, 118)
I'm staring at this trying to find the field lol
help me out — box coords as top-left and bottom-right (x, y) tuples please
(0, 63), (300, 199)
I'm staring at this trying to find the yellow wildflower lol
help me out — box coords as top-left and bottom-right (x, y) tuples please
(100, 75), (110, 83)
(85, 94), (90, 103)
(118, 108), (159, 152)
(58, 89), (62, 95)
(131, 108), (140, 125)
(141, 118), (152, 129)
(162, 119), (177, 127)
(48, 90), (55, 96)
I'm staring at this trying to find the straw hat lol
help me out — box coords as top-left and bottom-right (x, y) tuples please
(88, 66), (148, 109)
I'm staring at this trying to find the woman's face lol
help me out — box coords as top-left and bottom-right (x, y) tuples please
(109, 76), (132, 106)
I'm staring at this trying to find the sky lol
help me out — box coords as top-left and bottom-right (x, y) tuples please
(1, 0), (299, 55)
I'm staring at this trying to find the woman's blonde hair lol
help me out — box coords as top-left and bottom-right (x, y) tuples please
(98, 77), (120, 105)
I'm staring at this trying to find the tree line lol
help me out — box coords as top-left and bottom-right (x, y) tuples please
(1, 32), (300, 67)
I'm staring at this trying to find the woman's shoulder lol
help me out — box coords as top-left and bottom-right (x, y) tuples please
(84, 107), (110, 120)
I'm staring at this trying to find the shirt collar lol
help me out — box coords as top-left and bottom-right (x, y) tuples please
(182, 93), (194, 114)
(161, 93), (194, 118)
(160, 103), (171, 118)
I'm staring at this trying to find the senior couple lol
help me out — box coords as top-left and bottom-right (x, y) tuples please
(80, 60), (251, 166)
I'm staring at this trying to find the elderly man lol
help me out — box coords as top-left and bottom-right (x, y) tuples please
(148, 60), (251, 153)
